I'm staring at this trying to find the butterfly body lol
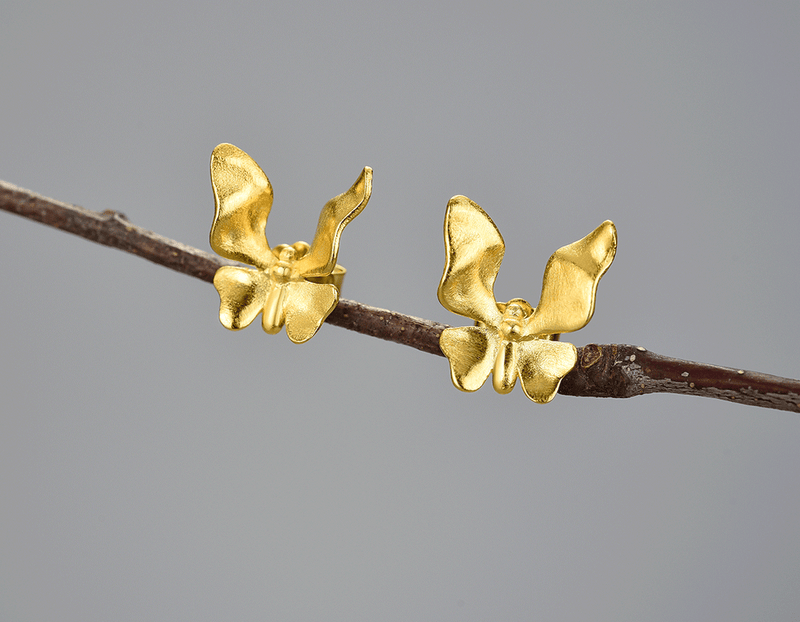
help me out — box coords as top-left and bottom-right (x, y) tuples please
(258, 242), (306, 334)
(478, 299), (542, 394)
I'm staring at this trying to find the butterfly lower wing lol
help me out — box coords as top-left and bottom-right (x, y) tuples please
(516, 339), (577, 403)
(439, 326), (499, 392)
(293, 167), (372, 278)
(437, 196), (504, 326)
(213, 266), (270, 330)
(526, 220), (616, 337)
(209, 143), (275, 268)
(282, 281), (339, 343)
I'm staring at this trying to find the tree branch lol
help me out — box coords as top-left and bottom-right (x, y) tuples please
(2, 180), (798, 412)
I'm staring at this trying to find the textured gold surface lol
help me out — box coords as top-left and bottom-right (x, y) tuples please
(438, 196), (616, 403)
(209, 143), (371, 343)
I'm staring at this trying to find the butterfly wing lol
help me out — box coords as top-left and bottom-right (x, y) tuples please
(439, 326), (499, 392)
(516, 338), (578, 403)
(437, 196), (504, 326)
(293, 167), (372, 278)
(213, 266), (270, 330)
(282, 281), (339, 343)
(525, 220), (616, 337)
(209, 143), (274, 268)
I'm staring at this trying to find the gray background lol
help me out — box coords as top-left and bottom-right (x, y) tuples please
(2, 1), (799, 620)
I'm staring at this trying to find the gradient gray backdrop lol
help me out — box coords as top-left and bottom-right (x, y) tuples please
(2, 1), (799, 620)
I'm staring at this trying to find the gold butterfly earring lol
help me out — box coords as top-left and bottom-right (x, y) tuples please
(209, 143), (371, 343)
(437, 196), (616, 403)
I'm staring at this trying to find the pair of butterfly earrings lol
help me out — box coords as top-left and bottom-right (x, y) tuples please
(209, 143), (617, 403)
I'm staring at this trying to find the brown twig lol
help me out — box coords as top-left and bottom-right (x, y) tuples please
(2, 180), (799, 412)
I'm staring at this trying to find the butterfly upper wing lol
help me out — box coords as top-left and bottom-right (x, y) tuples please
(293, 167), (372, 278)
(213, 266), (270, 330)
(516, 338), (578, 403)
(525, 220), (617, 337)
(282, 281), (339, 343)
(439, 326), (499, 392)
(437, 196), (504, 327)
(209, 143), (275, 269)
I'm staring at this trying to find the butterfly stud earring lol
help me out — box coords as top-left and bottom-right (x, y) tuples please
(437, 196), (616, 403)
(209, 143), (371, 343)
